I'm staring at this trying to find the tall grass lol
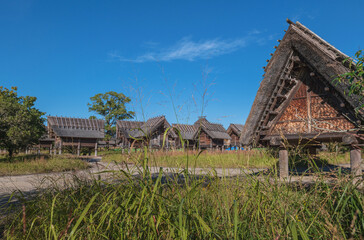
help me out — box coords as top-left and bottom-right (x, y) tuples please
(102, 149), (277, 169)
(100, 148), (351, 169)
(2, 150), (363, 239)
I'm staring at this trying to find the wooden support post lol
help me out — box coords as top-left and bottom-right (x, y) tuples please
(49, 145), (52, 155)
(59, 140), (62, 155)
(77, 140), (81, 156)
(279, 148), (289, 179)
(95, 142), (98, 156)
(350, 145), (362, 183)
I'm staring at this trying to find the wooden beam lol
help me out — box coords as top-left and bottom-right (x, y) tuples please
(95, 142), (98, 156)
(307, 84), (312, 133)
(263, 132), (351, 141)
(342, 135), (359, 145)
(279, 148), (289, 179)
(350, 146), (362, 183)
(77, 140), (81, 156)
(269, 137), (281, 146)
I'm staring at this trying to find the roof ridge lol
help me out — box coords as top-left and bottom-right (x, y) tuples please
(292, 20), (349, 60)
(48, 116), (102, 121)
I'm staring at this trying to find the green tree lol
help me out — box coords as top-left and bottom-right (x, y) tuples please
(88, 91), (135, 139)
(336, 49), (364, 110)
(0, 86), (45, 158)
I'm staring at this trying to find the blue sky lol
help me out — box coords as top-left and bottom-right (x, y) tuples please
(1, 0), (363, 128)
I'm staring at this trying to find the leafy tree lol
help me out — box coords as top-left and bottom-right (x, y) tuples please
(88, 91), (135, 139)
(336, 49), (364, 110)
(0, 86), (45, 158)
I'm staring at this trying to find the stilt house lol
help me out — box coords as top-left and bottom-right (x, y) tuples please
(240, 20), (363, 178)
(116, 120), (144, 148)
(47, 116), (105, 156)
(116, 116), (177, 149)
(194, 117), (231, 149)
(227, 124), (244, 147)
(173, 124), (198, 149)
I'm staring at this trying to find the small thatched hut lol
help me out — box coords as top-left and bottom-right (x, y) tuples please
(116, 116), (176, 149)
(194, 117), (231, 150)
(227, 124), (244, 148)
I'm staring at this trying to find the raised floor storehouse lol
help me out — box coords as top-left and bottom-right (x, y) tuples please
(240, 20), (363, 178)
(227, 124), (244, 148)
(117, 116), (177, 149)
(193, 117), (231, 149)
(47, 116), (105, 156)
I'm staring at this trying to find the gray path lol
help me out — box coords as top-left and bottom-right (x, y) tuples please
(0, 161), (266, 198)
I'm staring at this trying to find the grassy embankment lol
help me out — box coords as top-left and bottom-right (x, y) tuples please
(1, 149), (363, 239)
(0, 154), (89, 176)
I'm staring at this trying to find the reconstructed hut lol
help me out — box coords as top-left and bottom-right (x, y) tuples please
(117, 116), (177, 149)
(173, 124), (198, 149)
(47, 116), (105, 156)
(194, 117), (231, 149)
(240, 20), (363, 178)
(116, 120), (144, 148)
(227, 124), (244, 148)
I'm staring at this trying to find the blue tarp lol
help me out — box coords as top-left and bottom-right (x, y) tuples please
(225, 146), (244, 151)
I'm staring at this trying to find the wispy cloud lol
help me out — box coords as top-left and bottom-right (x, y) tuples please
(110, 37), (251, 63)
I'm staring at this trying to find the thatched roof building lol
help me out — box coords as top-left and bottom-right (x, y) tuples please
(240, 20), (363, 148)
(172, 124), (197, 148)
(116, 116), (176, 148)
(47, 116), (105, 155)
(173, 124), (197, 141)
(193, 117), (231, 149)
(239, 20), (363, 178)
(227, 123), (244, 147)
(48, 116), (105, 139)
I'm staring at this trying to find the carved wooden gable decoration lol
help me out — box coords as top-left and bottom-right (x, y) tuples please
(240, 20), (363, 147)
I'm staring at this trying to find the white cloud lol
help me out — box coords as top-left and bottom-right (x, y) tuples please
(111, 37), (250, 63)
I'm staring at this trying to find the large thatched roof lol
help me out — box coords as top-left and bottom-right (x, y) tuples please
(240, 20), (364, 147)
(48, 116), (105, 139)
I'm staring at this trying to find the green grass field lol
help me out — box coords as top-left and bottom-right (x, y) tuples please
(1, 153), (362, 239)
(1, 149), (361, 239)
(0, 154), (89, 176)
(101, 149), (351, 169)
(102, 149), (277, 168)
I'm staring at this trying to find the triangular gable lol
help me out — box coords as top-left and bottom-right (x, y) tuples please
(227, 124), (244, 136)
(134, 116), (177, 138)
(194, 118), (231, 140)
(241, 20), (363, 146)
